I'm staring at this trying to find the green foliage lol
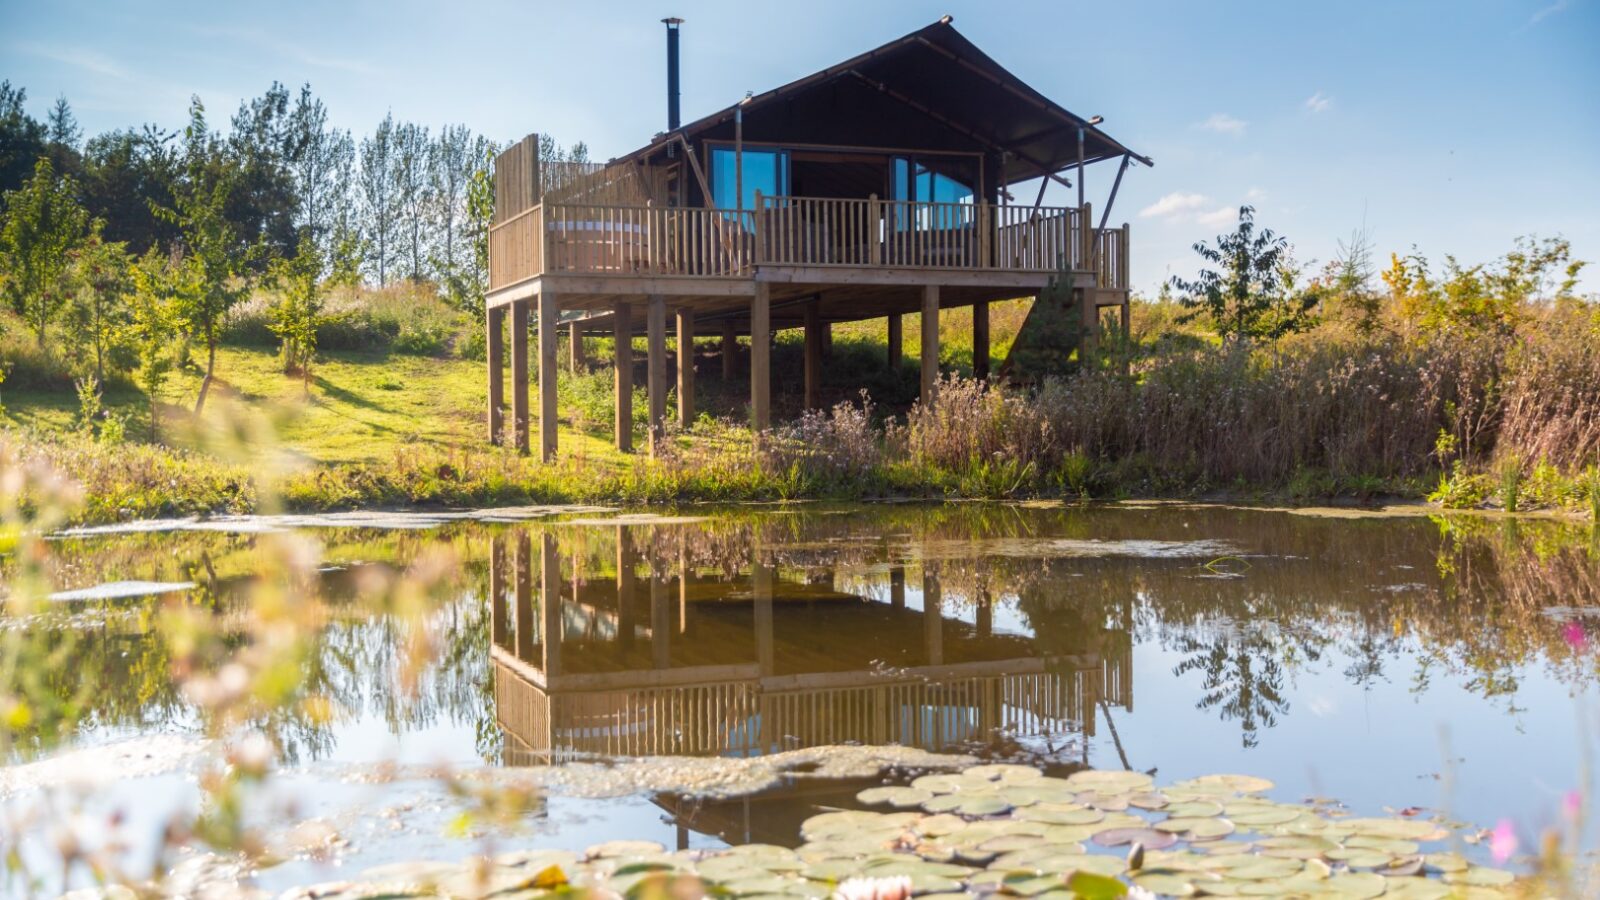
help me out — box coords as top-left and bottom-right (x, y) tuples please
(126, 247), (186, 440)
(1170, 206), (1319, 341)
(265, 230), (360, 392)
(65, 225), (133, 383)
(1383, 236), (1585, 339)
(1429, 461), (1493, 509)
(0, 156), (91, 345)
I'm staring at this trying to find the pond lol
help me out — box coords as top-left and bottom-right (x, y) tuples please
(4, 502), (1597, 895)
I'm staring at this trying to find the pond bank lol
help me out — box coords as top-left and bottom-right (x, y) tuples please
(9, 432), (1598, 528)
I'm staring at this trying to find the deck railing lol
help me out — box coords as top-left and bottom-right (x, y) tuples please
(486, 195), (1129, 291)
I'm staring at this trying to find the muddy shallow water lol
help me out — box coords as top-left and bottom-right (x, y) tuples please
(5, 502), (1598, 894)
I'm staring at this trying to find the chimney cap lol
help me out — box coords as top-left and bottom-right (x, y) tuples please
(662, 16), (684, 25)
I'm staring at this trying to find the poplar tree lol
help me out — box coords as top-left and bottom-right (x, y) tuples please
(359, 114), (398, 285)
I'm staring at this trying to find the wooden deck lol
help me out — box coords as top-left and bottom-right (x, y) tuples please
(487, 194), (1131, 305)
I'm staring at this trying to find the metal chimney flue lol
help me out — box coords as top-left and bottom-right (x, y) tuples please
(663, 17), (683, 131)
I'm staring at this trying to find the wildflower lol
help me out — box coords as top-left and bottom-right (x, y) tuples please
(832, 875), (912, 900)
(1489, 818), (1518, 864)
(1562, 790), (1583, 823)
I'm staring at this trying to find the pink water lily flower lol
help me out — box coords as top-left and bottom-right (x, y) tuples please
(1562, 621), (1589, 653)
(1490, 818), (1519, 864)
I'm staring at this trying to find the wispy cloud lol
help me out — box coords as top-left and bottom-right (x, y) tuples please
(1139, 191), (1209, 220)
(1197, 206), (1241, 229)
(185, 25), (384, 77)
(13, 43), (132, 80)
(1528, 0), (1571, 25)
(1304, 91), (1332, 113)
(1197, 113), (1247, 136)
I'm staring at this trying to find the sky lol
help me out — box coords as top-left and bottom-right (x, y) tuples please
(4, 0), (1598, 296)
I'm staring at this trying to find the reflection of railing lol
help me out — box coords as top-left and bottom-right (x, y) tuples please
(494, 654), (1122, 762)
(485, 196), (1129, 291)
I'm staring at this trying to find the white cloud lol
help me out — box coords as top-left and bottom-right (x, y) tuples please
(1197, 113), (1247, 135)
(1197, 206), (1240, 229)
(1529, 0), (1570, 25)
(1304, 91), (1332, 113)
(1139, 191), (1209, 220)
(1245, 187), (1268, 202)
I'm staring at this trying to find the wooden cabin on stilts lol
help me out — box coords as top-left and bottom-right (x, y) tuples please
(484, 16), (1148, 460)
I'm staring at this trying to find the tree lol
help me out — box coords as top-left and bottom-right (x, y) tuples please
(226, 83), (299, 265)
(156, 98), (256, 415)
(285, 86), (355, 260)
(392, 121), (432, 282)
(1322, 225), (1381, 334)
(80, 125), (179, 254)
(126, 247), (186, 441)
(450, 139), (498, 314)
(358, 114), (399, 285)
(0, 157), (91, 345)
(429, 124), (472, 293)
(1170, 206), (1318, 341)
(266, 229), (359, 393)
(66, 225), (133, 386)
(0, 81), (46, 195)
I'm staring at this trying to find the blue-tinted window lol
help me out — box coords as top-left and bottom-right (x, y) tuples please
(711, 147), (788, 210)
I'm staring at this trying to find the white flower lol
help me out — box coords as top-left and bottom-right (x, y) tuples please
(832, 875), (912, 900)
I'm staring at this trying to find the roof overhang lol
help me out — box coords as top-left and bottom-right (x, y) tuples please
(614, 18), (1150, 181)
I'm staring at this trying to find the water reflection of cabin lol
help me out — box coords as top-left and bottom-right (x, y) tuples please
(487, 532), (1132, 762)
(485, 17), (1150, 459)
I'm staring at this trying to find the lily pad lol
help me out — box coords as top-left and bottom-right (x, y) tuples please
(857, 786), (934, 808)
(1442, 866), (1515, 887)
(1065, 769), (1155, 793)
(1155, 817), (1237, 840)
(1091, 827), (1179, 850)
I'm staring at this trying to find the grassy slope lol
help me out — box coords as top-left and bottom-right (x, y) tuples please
(1, 300), (1033, 467)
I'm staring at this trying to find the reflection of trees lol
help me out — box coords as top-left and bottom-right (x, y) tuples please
(1170, 627), (1288, 749)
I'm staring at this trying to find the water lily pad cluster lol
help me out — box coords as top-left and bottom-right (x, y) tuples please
(289, 766), (1519, 899)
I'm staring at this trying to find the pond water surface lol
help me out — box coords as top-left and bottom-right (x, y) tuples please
(6, 502), (1598, 894)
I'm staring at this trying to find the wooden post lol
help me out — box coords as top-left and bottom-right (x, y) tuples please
(614, 301), (633, 453)
(514, 532), (533, 660)
(976, 584), (992, 638)
(1078, 274), (1098, 364)
(803, 300), (822, 410)
(537, 291), (558, 462)
(616, 526), (636, 647)
(650, 566), (670, 669)
(753, 555), (774, 677)
(973, 300), (990, 381)
(721, 320), (737, 380)
(922, 565), (942, 666)
(920, 284), (940, 402)
(889, 564), (905, 610)
(486, 306), (504, 444)
(867, 194), (882, 265)
(647, 294), (667, 454)
(676, 306), (695, 428)
(540, 532), (561, 677)
(511, 300), (529, 454)
(886, 314), (902, 370)
(751, 282), (770, 431)
(489, 537), (508, 647)
(978, 199), (992, 267)
(821, 322), (833, 359)
(567, 323), (585, 372)
(1121, 223), (1132, 341)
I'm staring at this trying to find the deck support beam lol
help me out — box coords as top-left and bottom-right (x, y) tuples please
(486, 306), (504, 444)
(721, 321), (737, 380)
(647, 294), (667, 454)
(804, 300), (822, 410)
(973, 300), (990, 381)
(676, 306), (695, 428)
(887, 314), (902, 371)
(923, 566), (943, 666)
(511, 300), (529, 454)
(613, 301), (634, 453)
(1077, 278), (1098, 364)
(616, 526), (637, 646)
(568, 323), (585, 372)
(751, 282), (771, 431)
(514, 532), (533, 659)
(538, 291), (558, 462)
(920, 284), (940, 402)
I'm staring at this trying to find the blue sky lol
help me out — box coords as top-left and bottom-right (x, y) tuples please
(4, 0), (1598, 295)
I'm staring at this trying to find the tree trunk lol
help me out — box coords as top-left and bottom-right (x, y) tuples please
(194, 330), (217, 416)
